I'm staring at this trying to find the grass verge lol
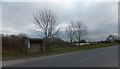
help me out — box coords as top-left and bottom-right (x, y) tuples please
(3, 42), (119, 61)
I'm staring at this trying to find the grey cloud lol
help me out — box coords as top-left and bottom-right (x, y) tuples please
(2, 2), (118, 41)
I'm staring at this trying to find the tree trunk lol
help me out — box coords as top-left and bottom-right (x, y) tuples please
(42, 40), (46, 52)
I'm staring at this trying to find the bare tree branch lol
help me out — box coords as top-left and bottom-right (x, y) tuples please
(66, 20), (87, 45)
(66, 22), (75, 43)
(74, 20), (87, 46)
(33, 8), (60, 40)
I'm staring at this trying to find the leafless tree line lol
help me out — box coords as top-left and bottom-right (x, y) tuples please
(33, 8), (87, 50)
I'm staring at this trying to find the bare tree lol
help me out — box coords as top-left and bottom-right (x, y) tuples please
(74, 20), (87, 46)
(66, 22), (75, 44)
(33, 8), (60, 51)
(66, 20), (87, 46)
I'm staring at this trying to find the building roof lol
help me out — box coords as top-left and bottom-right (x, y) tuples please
(28, 38), (44, 42)
(110, 35), (118, 39)
(106, 35), (120, 40)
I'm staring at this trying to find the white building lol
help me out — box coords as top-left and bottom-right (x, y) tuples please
(106, 35), (119, 42)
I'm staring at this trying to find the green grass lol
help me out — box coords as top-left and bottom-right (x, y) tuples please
(45, 42), (118, 54)
(2, 42), (119, 61)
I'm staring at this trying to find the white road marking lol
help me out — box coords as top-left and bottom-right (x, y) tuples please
(62, 54), (65, 55)
(74, 51), (111, 64)
(56, 52), (72, 56)
(66, 53), (72, 55)
(74, 56), (94, 64)
(100, 51), (110, 55)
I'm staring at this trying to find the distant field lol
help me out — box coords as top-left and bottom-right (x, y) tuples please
(2, 42), (119, 61)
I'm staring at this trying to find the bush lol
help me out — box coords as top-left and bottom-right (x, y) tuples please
(2, 33), (28, 56)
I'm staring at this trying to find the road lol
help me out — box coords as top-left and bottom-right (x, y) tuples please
(4, 45), (118, 67)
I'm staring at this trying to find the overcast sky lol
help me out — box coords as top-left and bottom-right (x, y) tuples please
(1, 0), (118, 41)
